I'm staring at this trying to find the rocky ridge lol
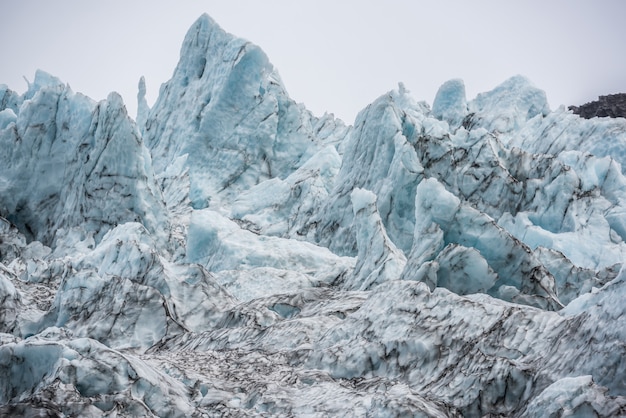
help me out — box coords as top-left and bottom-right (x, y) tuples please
(569, 93), (626, 119)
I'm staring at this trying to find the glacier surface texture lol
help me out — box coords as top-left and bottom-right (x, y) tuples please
(1, 14), (626, 417)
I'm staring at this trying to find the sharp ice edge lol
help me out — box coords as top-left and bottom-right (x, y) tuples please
(1, 13), (626, 417)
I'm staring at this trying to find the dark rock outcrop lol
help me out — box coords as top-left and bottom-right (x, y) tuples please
(569, 93), (626, 119)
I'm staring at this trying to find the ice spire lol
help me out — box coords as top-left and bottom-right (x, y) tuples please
(136, 76), (149, 128)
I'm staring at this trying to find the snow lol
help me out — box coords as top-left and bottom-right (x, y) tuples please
(1, 12), (626, 417)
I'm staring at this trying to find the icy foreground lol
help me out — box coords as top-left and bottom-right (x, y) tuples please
(1, 14), (626, 417)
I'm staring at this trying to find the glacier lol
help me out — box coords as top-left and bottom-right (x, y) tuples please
(1, 12), (626, 417)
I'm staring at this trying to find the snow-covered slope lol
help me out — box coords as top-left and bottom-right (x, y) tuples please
(1, 13), (626, 417)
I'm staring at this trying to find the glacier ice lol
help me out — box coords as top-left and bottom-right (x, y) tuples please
(0, 71), (168, 248)
(312, 86), (427, 256)
(464, 74), (550, 136)
(230, 144), (342, 239)
(403, 177), (562, 310)
(1, 12), (626, 417)
(347, 188), (407, 291)
(141, 14), (349, 211)
(0, 334), (196, 417)
(432, 78), (467, 131)
(521, 376), (626, 417)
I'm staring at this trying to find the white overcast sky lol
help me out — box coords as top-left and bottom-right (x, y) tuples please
(1, 1), (625, 123)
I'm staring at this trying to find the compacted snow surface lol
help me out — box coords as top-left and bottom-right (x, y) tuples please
(1, 14), (626, 417)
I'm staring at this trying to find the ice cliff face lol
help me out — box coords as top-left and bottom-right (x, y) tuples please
(141, 14), (349, 210)
(0, 71), (167, 249)
(1, 13), (626, 417)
